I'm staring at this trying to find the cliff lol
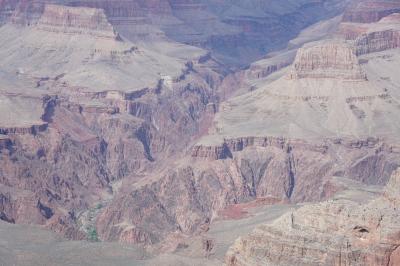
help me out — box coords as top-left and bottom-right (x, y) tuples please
(37, 4), (117, 39)
(288, 41), (366, 80)
(354, 13), (400, 55)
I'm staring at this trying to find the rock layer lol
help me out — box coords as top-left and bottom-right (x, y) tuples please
(288, 41), (366, 80)
(37, 4), (117, 39)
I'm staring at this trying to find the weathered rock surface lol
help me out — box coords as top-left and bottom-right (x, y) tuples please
(225, 169), (400, 266)
(37, 4), (117, 38)
(288, 41), (366, 80)
(354, 13), (400, 55)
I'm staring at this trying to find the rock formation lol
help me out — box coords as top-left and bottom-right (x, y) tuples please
(225, 169), (400, 266)
(288, 41), (367, 80)
(353, 13), (400, 55)
(37, 4), (117, 39)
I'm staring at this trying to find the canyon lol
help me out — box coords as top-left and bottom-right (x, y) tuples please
(0, 0), (399, 265)
(0, 0), (349, 67)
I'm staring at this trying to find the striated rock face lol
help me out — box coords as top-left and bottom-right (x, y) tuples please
(355, 29), (400, 55)
(37, 4), (116, 38)
(288, 41), (366, 80)
(191, 144), (231, 160)
(353, 13), (400, 55)
(225, 169), (400, 266)
(338, 11), (400, 55)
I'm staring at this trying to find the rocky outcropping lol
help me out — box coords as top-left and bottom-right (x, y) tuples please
(338, 12), (400, 55)
(355, 29), (400, 55)
(352, 13), (400, 55)
(225, 169), (400, 266)
(288, 41), (366, 80)
(191, 144), (231, 160)
(37, 4), (117, 39)
(192, 136), (335, 160)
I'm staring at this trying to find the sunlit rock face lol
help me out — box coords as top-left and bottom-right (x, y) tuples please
(288, 41), (367, 80)
(36, 4), (118, 39)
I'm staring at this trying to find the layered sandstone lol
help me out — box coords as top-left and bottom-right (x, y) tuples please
(288, 41), (366, 80)
(191, 144), (231, 160)
(355, 29), (400, 55)
(353, 13), (400, 55)
(225, 169), (400, 266)
(37, 4), (117, 39)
